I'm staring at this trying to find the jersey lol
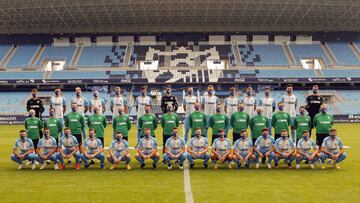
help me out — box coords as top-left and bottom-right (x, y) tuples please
(161, 113), (179, 136)
(297, 138), (318, 155)
(241, 96), (257, 117)
(87, 114), (107, 137)
(59, 135), (79, 151)
(305, 95), (324, 118)
(50, 96), (66, 118)
(110, 96), (128, 117)
(44, 117), (62, 139)
(294, 115), (311, 139)
(259, 96), (276, 119)
(138, 136), (158, 154)
(272, 111), (291, 134)
(230, 111), (250, 133)
(184, 95), (198, 117)
(109, 139), (128, 154)
(234, 139), (253, 156)
(90, 98), (106, 114)
(13, 138), (34, 154)
(224, 96), (240, 118)
(202, 95), (220, 116)
(112, 115), (131, 137)
(212, 138), (232, 155)
(26, 98), (44, 119)
(71, 96), (89, 116)
(83, 138), (103, 154)
(189, 136), (208, 152)
(37, 137), (57, 155)
(64, 112), (85, 135)
(282, 94), (297, 117)
(161, 95), (178, 113)
(275, 138), (294, 153)
(189, 111), (207, 136)
(209, 113), (229, 135)
(313, 113), (334, 134)
(135, 95), (152, 118)
(255, 136), (275, 151)
(165, 136), (185, 154)
(250, 115), (268, 139)
(322, 136), (343, 154)
(138, 113), (158, 136)
(24, 117), (42, 139)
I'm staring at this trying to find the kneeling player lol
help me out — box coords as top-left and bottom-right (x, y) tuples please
(211, 129), (232, 169)
(187, 128), (210, 169)
(81, 128), (105, 169)
(57, 128), (81, 170)
(320, 129), (347, 169)
(295, 130), (319, 169)
(34, 128), (59, 170)
(274, 130), (295, 169)
(11, 130), (36, 170)
(163, 127), (186, 170)
(135, 128), (160, 169)
(232, 130), (257, 168)
(107, 132), (131, 170)
(253, 128), (275, 169)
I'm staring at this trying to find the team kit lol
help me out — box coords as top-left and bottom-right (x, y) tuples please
(12, 85), (347, 170)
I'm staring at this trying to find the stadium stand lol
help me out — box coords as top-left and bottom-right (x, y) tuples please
(50, 71), (108, 79)
(129, 45), (166, 67)
(36, 45), (76, 67)
(322, 69), (360, 77)
(237, 45), (289, 66)
(77, 45), (127, 67)
(0, 71), (44, 80)
(326, 43), (360, 66)
(6, 45), (39, 68)
(198, 45), (235, 66)
(257, 69), (316, 78)
(288, 44), (331, 65)
(0, 45), (12, 63)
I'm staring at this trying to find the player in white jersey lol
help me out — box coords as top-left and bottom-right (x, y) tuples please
(183, 87), (198, 142)
(71, 87), (89, 139)
(295, 130), (319, 169)
(282, 84), (297, 142)
(11, 130), (36, 170)
(135, 86), (153, 144)
(259, 87), (276, 134)
(201, 85), (220, 137)
(50, 88), (66, 137)
(224, 87), (240, 135)
(163, 127), (186, 170)
(110, 86), (128, 118)
(320, 129), (347, 169)
(90, 90), (106, 115)
(241, 86), (257, 118)
(274, 130), (295, 169)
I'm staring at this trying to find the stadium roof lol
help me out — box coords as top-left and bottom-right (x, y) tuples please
(1, 0), (360, 34)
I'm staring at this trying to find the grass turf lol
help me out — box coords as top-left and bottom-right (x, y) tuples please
(0, 123), (358, 203)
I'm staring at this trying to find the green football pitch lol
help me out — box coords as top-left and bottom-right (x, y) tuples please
(0, 123), (359, 203)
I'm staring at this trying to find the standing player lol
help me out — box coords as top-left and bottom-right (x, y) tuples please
(187, 128), (210, 168)
(135, 86), (153, 144)
(183, 87), (198, 142)
(249, 107), (268, 144)
(112, 106), (131, 141)
(71, 87), (89, 139)
(253, 128), (275, 169)
(230, 103), (250, 144)
(24, 109), (43, 149)
(273, 130), (295, 169)
(56, 128), (81, 170)
(259, 87), (276, 134)
(87, 106), (107, 145)
(320, 129), (347, 169)
(282, 84), (297, 141)
(294, 106), (312, 143)
(81, 128), (105, 169)
(232, 130), (257, 168)
(44, 108), (62, 144)
(26, 88), (44, 120)
(305, 85), (324, 136)
(11, 130), (36, 170)
(34, 128), (58, 170)
(64, 103), (85, 146)
(138, 104), (158, 139)
(90, 90), (106, 114)
(313, 104), (333, 147)
(49, 88), (66, 137)
(161, 85), (178, 114)
(202, 85), (220, 137)
(209, 104), (229, 145)
(224, 87), (240, 135)
(107, 132), (131, 170)
(163, 127), (186, 170)
(295, 130), (319, 169)
(272, 102), (291, 140)
(135, 128), (160, 169)
(189, 101), (207, 138)
(211, 129), (232, 169)
(110, 86), (128, 117)
(161, 105), (179, 153)
(241, 86), (257, 118)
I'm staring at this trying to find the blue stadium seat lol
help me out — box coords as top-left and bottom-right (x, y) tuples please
(238, 45), (289, 66)
(6, 45), (39, 68)
(36, 45), (76, 67)
(77, 45), (127, 67)
(288, 44), (330, 65)
(326, 43), (360, 66)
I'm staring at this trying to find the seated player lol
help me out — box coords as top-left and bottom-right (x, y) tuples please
(56, 127), (81, 170)
(320, 129), (347, 169)
(253, 128), (275, 169)
(34, 128), (59, 170)
(81, 128), (105, 169)
(274, 130), (295, 169)
(232, 130), (257, 169)
(107, 132), (131, 170)
(211, 129), (232, 169)
(135, 128), (160, 169)
(11, 130), (36, 170)
(187, 128), (210, 169)
(295, 130), (320, 169)
(163, 127), (186, 170)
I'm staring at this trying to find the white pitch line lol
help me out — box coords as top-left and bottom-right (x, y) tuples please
(183, 162), (194, 203)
